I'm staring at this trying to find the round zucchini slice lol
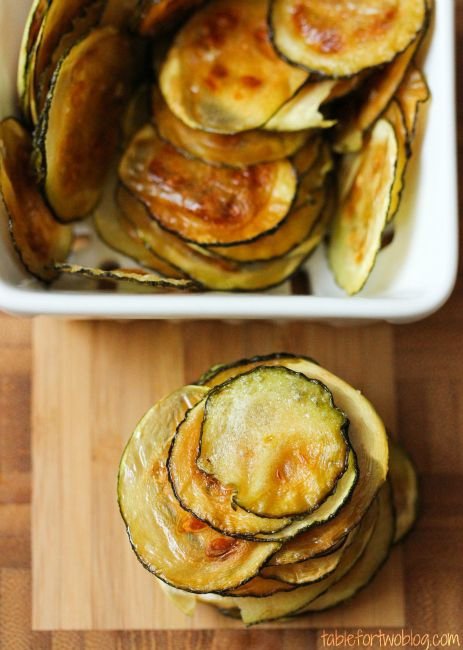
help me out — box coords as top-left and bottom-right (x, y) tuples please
(201, 354), (388, 556)
(159, 0), (308, 134)
(395, 63), (430, 147)
(34, 27), (138, 222)
(388, 439), (418, 543)
(0, 118), (71, 282)
(198, 367), (350, 519)
(55, 263), (196, 290)
(118, 187), (309, 292)
(301, 482), (395, 612)
(328, 118), (399, 295)
(235, 494), (379, 625)
(119, 124), (297, 247)
(118, 386), (280, 594)
(152, 87), (308, 169)
(270, 0), (426, 78)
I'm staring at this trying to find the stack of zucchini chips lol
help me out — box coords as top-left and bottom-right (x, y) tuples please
(2, 0), (429, 294)
(118, 354), (418, 624)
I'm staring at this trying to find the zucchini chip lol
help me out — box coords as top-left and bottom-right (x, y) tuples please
(55, 263), (196, 290)
(118, 187), (310, 291)
(334, 42), (418, 154)
(118, 386), (280, 593)
(328, 118), (399, 295)
(301, 483), (395, 612)
(152, 88), (308, 169)
(384, 100), (409, 222)
(236, 495), (379, 625)
(168, 398), (292, 538)
(388, 440), (418, 543)
(159, 0), (308, 134)
(34, 27), (138, 222)
(395, 64), (430, 147)
(201, 354), (388, 556)
(138, 0), (204, 36)
(225, 576), (296, 598)
(264, 80), (337, 132)
(0, 118), (71, 282)
(198, 367), (349, 519)
(270, 0), (426, 78)
(17, 0), (48, 122)
(119, 125), (297, 246)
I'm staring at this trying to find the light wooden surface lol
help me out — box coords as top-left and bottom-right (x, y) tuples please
(32, 319), (403, 631)
(1, 3), (462, 647)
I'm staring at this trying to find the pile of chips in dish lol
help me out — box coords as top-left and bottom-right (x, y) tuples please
(118, 354), (418, 624)
(1, 0), (430, 294)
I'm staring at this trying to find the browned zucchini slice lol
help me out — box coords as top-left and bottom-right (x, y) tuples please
(328, 118), (398, 295)
(119, 125), (297, 246)
(301, 482), (395, 613)
(388, 440), (418, 543)
(152, 88), (308, 169)
(118, 188), (309, 291)
(236, 494), (379, 625)
(93, 195), (183, 278)
(384, 100), (409, 222)
(334, 42), (418, 154)
(168, 397), (292, 537)
(138, 0), (204, 35)
(395, 63), (430, 146)
(225, 576), (296, 597)
(264, 80), (336, 132)
(270, 0), (426, 78)
(34, 27), (137, 221)
(291, 136), (322, 176)
(17, 0), (48, 122)
(0, 118), (71, 282)
(201, 355), (388, 555)
(55, 263), (196, 290)
(118, 386), (280, 593)
(159, 0), (308, 134)
(198, 367), (349, 519)
(210, 186), (326, 263)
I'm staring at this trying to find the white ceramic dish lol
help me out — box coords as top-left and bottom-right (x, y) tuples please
(0, 0), (458, 321)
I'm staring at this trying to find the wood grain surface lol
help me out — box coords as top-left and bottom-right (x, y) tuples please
(1, 3), (463, 647)
(31, 320), (403, 632)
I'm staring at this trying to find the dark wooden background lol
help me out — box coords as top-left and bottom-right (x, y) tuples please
(1, 4), (462, 648)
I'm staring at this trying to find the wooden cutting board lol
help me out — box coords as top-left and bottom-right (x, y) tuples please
(32, 317), (404, 631)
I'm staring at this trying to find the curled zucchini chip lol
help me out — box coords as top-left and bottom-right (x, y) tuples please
(159, 0), (308, 134)
(210, 186), (326, 263)
(118, 386), (280, 593)
(138, 0), (204, 35)
(0, 118), (71, 282)
(168, 398), (292, 538)
(236, 495), (379, 625)
(17, 0), (48, 122)
(334, 42), (418, 154)
(55, 263), (196, 290)
(152, 88), (308, 169)
(384, 100), (409, 222)
(119, 125), (297, 246)
(225, 576), (296, 598)
(396, 63), (430, 147)
(201, 354), (388, 556)
(302, 483), (395, 613)
(34, 27), (138, 222)
(270, 0), (426, 78)
(264, 81), (337, 132)
(198, 367), (349, 519)
(118, 188), (309, 291)
(328, 118), (399, 295)
(388, 440), (418, 543)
